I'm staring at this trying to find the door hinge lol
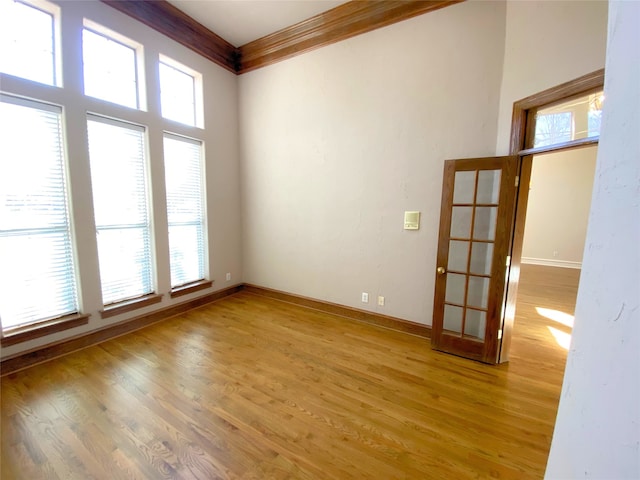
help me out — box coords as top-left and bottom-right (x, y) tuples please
(515, 176), (519, 187)
(498, 329), (503, 340)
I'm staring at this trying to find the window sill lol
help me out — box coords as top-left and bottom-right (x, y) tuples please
(170, 280), (213, 298)
(100, 293), (163, 319)
(1, 313), (90, 347)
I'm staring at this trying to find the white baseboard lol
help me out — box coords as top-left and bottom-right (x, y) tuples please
(521, 257), (582, 269)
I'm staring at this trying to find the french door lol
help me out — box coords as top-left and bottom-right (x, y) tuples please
(431, 156), (518, 363)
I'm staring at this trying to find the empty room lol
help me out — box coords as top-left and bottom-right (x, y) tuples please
(1, 0), (638, 478)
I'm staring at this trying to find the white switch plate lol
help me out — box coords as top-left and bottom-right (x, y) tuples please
(378, 296), (385, 306)
(362, 292), (369, 303)
(404, 211), (420, 230)
(226, 272), (231, 281)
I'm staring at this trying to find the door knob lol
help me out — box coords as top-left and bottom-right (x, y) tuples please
(437, 267), (446, 275)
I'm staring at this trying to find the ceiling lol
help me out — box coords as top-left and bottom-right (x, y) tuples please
(166, 0), (350, 47)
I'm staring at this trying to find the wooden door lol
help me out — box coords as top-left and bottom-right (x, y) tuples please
(431, 156), (518, 363)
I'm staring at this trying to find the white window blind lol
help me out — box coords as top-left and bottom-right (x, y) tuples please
(0, 0), (58, 86)
(87, 115), (154, 305)
(163, 133), (206, 287)
(0, 95), (78, 330)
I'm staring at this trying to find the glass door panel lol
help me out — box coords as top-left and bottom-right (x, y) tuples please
(470, 242), (493, 275)
(448, 240), (469, 272)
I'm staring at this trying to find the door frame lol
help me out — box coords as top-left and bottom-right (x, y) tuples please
(497, 68), (605, 363)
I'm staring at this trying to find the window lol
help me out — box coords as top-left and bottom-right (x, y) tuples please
(163, 134), (206, 287)
(83, 21), (144, 109)
(533, 90), (605, 148)
(159, 56), (202, 127)
(0, 0), (60, 86)
(534, 112), (573, 148)
(0, 95), (78, 330)
(87, 115), (154, 305)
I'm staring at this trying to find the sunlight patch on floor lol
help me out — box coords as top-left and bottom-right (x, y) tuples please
(547, 326), (572, 350)
(536, 306), (575, 328)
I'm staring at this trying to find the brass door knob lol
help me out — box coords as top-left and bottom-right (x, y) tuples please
(437, 267), (446, 275)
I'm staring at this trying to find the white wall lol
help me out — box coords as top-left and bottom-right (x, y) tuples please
(545, 1), (640, 477)
(522, 147), (597, 268)
(0, 0), (242, 359)
(239, 1), (507, 324)
(495, 0), (608, 154)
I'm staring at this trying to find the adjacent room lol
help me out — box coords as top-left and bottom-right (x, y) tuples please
(1, 0), (638, 478)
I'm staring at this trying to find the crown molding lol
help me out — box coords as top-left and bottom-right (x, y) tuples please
(237, 0), (463, 74)
(100, 0), (239, 73)
(100, 0), (463, 75)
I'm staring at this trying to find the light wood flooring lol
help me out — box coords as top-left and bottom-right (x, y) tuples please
(1, 265), (580, 479)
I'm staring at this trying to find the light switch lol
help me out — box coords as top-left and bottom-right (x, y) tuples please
(404, 211), (420, 230)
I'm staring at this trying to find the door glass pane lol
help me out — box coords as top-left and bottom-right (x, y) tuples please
(451, 207), (472, 239)
(448, 240), (469, 272)
(467, 276), (489, 309)
(453, 170), (475, 204)
(443, 305), (463, 333)
(464, 309), (486, 340)
(445, 273), (466, 305)
(473, 207), (497, 241)
(476, 170), (501, 204)
(470, 242), (493, 275)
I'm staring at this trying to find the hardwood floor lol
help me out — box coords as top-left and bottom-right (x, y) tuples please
(1, 265), (580, 479)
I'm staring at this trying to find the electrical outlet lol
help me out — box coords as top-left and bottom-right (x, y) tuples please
(553, 251), (559, 258)
(362, 292), (369, 303)
(226, 272), (231, 281)
(378, 296), (385, 306)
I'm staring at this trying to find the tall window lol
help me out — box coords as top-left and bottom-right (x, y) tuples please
(83, 21), (144, 109)
(159, 55), (202, 127)
(0, 0), (60, 86)
(87, 115), (154, 305)
(163, 134), (206, 287)
(0, 96), (78, 330)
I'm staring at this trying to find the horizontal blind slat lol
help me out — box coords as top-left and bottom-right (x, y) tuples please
(0, 98), (78, 329)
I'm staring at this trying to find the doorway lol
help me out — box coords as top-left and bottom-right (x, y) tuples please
(430, 69), (605, 364)
(510, 145), (597, 367)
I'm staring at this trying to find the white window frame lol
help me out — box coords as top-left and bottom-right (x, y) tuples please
(163, 132), (208, 288)
(0, 0), (62, 87)
(87, 114), (156, 306)
(159, 54), (204, 128)
(82, 19), (147, 110)
(0, 94), (79, 331)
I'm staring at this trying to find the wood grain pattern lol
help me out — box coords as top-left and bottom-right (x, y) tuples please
(1, 265), (578, 479)
(499, 154), (533, 363)
(100, 0), (239, 73)
(244, 283), (431, 338)
(100, 0), (462, 75)
(1, 314), (90, 348)
(238, 0), (463, 73)
(100, 293), (163, 319)
(1, 285), (243, 376)
(432, 157), (518, 364)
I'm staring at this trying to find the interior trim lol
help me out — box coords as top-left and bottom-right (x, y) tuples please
(100, 293), (163, 319)
(0, 285), (243, 376)
(1, 284), (431, 375)
(237, 0), (463, 74)
(518, 137), (599, 157)
(100, 0), (462, 75)
(509, 69), (605, 154)
(100, 0), (239, 73)
(244, 284), (432, 338)
(1, 313), (90, 348)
